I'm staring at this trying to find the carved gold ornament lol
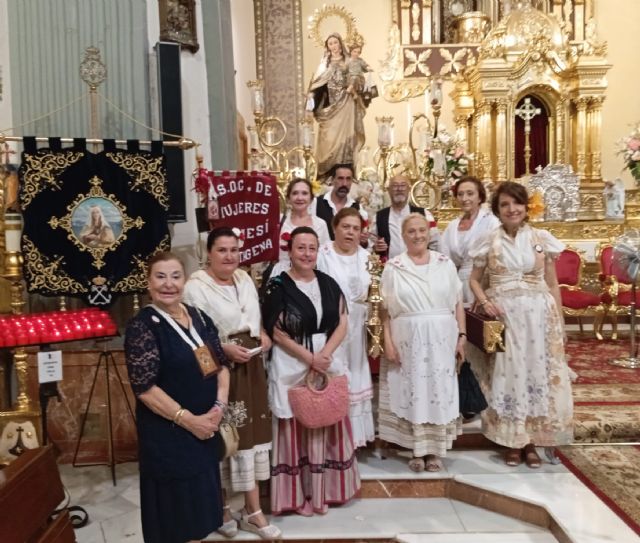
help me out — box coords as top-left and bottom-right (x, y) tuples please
(48, 176), (145, 270)
(112, 240), (170, 293)
(307, 4), (359, 49)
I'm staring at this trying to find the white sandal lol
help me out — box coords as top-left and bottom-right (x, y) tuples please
(239, 508), (282, 540)
(217, 506), (238, 538)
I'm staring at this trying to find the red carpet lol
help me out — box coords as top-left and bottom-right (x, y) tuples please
(557, 445), (640, 536)
(565, 337), (640, 443)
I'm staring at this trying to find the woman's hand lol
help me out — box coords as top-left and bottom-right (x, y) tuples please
(455, 337), (466, 369)
(311, 351), (332, 372)
(385, 342), (400, 365)
(181, 411), (219, 441)
(207, 405), (224, 428)
(480, 299), (505, 319)
(222, 342), (252, 364)
(260, 330), (272, 352)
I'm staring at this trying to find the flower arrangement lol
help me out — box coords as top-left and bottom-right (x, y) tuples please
(528, 189), (545, 221)
(423, 128), (472, 185)
(617, 123), (640, 182)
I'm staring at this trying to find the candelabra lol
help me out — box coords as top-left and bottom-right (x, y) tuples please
(366, 253), (385, 358)
(246, 80), (317, 203)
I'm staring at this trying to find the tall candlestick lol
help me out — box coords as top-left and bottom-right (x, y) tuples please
(4, 212), (23, 252)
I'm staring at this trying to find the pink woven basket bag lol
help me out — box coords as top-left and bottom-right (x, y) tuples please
(288, 370), (349, 429)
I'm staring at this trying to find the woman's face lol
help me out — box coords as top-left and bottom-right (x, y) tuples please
(456, 181), (482, 215)
(334, 215), (361, 253)
(91, 208), (101, 222)
(289, 233), (318, 273)
(402, 217), (430, 255)
(148, 259), (185, 308)
(208, 235), (239, 278)
(327, 36), (342, 56)
(288, 181), (312, 213)
(498, 193), (527, 229)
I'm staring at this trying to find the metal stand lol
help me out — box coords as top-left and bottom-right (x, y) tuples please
(72, 340), (136, 485)
(610, 282), (640, 369)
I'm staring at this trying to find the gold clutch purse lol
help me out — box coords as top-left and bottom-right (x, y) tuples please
(465, 309), (506, 354)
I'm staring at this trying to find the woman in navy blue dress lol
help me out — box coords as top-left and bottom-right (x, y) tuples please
(125, 252), (231, 543)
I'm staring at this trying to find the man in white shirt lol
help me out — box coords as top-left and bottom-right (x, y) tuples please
(371, 174), (440, 258)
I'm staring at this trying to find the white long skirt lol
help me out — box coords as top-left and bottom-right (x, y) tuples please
(378, 309), (461, 456)
(345, 302), (374, 447)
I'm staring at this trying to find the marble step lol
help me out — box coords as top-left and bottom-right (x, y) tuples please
(397, 534), (558, 543)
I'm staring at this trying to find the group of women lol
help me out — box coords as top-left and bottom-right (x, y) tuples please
(124, 175), (573, 543)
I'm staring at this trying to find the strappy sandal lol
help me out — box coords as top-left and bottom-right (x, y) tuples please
(504, 448), (522, 467)
(424, 454), (443, 472)
(239, 508), (282, 540)
(408, 457), (425, 472)
(217, 505), (238, 538)
(523, 444), (542, 469)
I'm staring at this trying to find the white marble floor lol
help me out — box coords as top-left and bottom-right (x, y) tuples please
(57, 447), (639, 543)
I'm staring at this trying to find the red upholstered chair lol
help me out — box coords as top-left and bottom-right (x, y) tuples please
(597, 243), (640, 340)
(555, 247), (605, 339)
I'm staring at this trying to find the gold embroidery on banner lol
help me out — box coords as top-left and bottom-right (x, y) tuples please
(112, 236), (171, 293)
(48, 176), (145, 270)
(21, 236), (88, 294)
(20, 151), (84, 208)
(106, 152), (169, 210)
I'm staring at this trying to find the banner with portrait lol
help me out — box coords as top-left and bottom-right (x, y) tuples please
(204, 171), (280, 265)
(19, 137), (171, 305)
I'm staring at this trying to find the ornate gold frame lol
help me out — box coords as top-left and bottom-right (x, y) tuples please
(158, 0), (199, 53)
(48, 176), (145, 270)
(307, 4), (360, 49)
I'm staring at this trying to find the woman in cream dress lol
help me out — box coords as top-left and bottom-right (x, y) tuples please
(317, 207), (374, 447)
(468, 181), (573, 468)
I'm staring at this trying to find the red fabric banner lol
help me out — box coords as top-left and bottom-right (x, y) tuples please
(205, 171), (280, 265)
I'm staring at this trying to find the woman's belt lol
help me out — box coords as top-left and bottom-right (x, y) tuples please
(488, 273), (546, 293)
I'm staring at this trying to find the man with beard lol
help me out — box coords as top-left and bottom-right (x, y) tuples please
(371, 174), (440, 259)
(316, 163), (368, 242)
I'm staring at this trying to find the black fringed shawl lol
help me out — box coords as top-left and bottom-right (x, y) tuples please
(262, 270), (346, 353)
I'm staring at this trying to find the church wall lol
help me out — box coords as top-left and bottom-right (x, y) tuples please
(0, 1), (13, 131)
(594, 0), (640, 188)
(231, 0), (257, 136)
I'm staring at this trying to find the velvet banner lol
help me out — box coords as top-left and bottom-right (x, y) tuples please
(18, 138), (171, 305)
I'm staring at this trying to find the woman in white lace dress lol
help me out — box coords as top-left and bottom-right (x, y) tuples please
(441, 176), (499, 307)
(379, 213), (466, 472)
(468, 181), (573, 468)
(317, 207), (374, 447)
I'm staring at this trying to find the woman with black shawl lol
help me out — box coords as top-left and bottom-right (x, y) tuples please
(262, 226), (361, 516)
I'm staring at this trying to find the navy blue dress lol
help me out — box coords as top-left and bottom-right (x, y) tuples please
(124, 305), (229, 543)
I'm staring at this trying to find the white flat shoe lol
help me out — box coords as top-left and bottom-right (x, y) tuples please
(238, 508), (282, 540)
(217, 506), (238, 538)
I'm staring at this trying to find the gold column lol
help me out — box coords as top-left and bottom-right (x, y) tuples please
(454, 115), (469, 148)
(495, 99), (508, 183)
(555, 97), (567, 164)
(587, 96), (604, 182)
(574, 97), (589, 180)
(478, 100), (493, 184)
(472, 108), (482, 179)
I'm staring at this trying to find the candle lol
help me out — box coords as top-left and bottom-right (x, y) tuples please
(424, 88), (430, 116)
(406, 100), (412, 131)
(247, 127), (259, 150)
(302, 122), (314, 148)
(264, 129), (274, 146)
(4, 212), (23, 252)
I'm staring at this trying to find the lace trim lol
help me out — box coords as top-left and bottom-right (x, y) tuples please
(271, 450), (357, 476)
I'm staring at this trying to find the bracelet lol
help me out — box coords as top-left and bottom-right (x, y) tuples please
(172, 407), (185, 425)
(214, 399), (228, 412)
(479, 299), (490, 306)
(458, 333), (467, 339)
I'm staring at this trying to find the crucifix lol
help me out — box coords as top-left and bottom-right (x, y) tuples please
(0, 142), (16, 165)
(515, 97), (541, 175)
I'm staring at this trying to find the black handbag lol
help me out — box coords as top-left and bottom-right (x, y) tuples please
(458, 361), (488, 414)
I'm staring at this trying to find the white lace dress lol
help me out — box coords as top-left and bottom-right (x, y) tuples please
(440, 208), (499, 307)
(378, 251), (462, 457)
(468, 225), (574, 448)
(317, 243), (374, 447)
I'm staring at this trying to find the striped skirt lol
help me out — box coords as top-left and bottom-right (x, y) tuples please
(270, 416), (360, 515)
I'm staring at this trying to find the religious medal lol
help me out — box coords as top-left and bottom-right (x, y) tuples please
(534, 244), (544, 253)
(193, 345), (221, 378)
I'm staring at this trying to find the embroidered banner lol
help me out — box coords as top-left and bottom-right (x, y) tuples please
(204, 171), (280, 265)
(19, 137), (171, 305)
